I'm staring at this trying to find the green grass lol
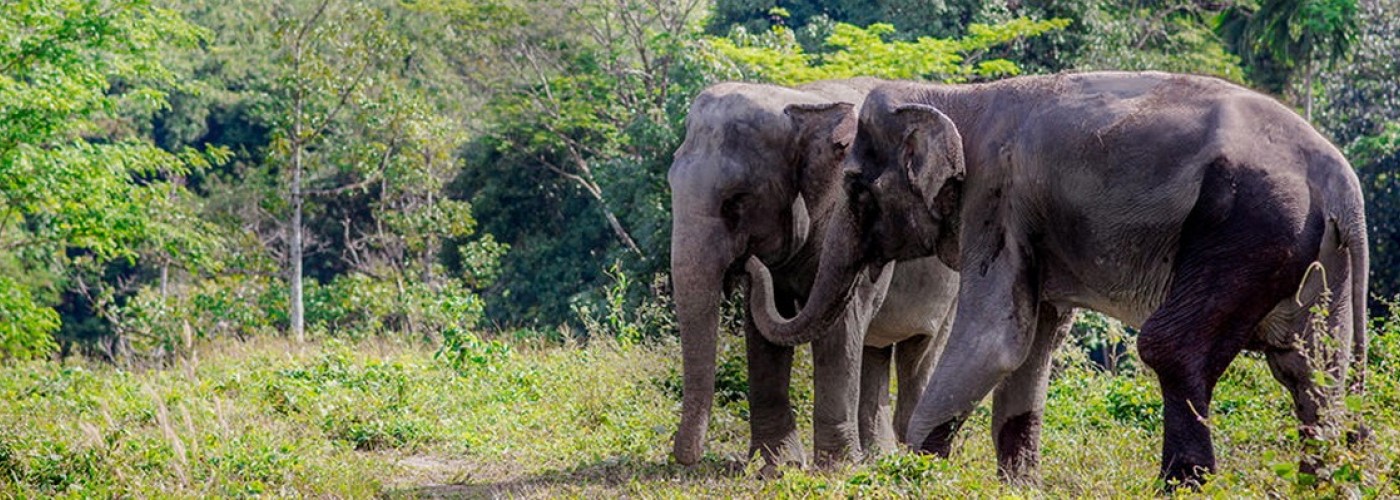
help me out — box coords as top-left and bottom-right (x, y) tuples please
(2, 320), (1400, 497)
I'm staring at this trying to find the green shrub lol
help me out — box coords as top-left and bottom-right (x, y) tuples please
(574, 262), (676, 346)
(0, 277), (60, 360)
(306, 274), (487, 341)
(259, 342), (443, 451)
(119, 270), (488, 360)
(119, 275), (285, 356)
(436, 326), (511, 375)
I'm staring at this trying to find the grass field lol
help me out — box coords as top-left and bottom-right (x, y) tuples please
(2, 309), (1399, 498)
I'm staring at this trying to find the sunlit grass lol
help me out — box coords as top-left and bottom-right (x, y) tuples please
(2, 316), (1399, 497)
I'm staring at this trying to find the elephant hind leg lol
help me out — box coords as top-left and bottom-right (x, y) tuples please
(1262, 233), (1360, 477)
(859, 345), (896, 456)
(991, 304), (1073, 484)
(1264, 349), (1328, 476)
(1138, 160), (1325, 488)
(1138, 268), (1295, 488)
(894, 333), (939, 446)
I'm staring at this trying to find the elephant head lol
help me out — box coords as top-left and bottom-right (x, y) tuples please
(748, 89), (965, 345)
(668, 83), (860, 465)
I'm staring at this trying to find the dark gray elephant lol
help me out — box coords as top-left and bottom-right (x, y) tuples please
(669, 79), (959, 471)
(746, 72), (1368, 486)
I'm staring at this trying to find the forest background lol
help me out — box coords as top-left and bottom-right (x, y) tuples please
(5, 0), (1397, 358)
(3, 0), (1400, 496)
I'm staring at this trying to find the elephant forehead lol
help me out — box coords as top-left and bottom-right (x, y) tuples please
(672, 131), (791, 189)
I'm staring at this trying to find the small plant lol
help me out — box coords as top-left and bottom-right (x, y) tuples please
(436, 326), (511, 374)
(574, 262), (676, 346)
(1071, 310), (1138, 375)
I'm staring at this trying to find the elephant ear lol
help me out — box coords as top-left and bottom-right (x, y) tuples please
(785, 102), (857, 184)
(895, 103), (966, 270)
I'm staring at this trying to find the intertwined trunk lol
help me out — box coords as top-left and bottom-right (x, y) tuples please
(747, 204), (866, 345)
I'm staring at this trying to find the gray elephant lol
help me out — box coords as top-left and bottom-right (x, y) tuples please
(746, 72), (1368, 486)
(669, 79), (959, 471)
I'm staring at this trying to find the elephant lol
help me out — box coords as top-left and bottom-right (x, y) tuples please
(668, 79), (960, 472)
(745, 72), (1369, 486)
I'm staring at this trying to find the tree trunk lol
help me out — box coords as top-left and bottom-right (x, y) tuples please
(290, 45), (306, 343)
(291, 142), (305, 342)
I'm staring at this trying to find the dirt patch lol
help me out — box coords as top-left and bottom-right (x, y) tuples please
(380, 453), (750, 498)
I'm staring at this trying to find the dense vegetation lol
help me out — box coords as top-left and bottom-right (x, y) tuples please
(4, 308), (1400, 496)
(2, 0), (1398, 496)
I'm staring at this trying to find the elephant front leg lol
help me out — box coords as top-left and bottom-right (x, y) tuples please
(991, 305), (1073, 483)
(907, 241), (1040, 456)
(859, 345), (896, 456)
(745, 313), (802, 474)
(812, 321), (863, 467)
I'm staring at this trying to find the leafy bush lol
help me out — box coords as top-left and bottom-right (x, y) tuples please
(436, 326), (511, 375)
(118, 275), (286, 355)
(0, 277), (60, 359)
(264, 343), (440, 451)
(304, 274), (485, 340)
(1071, 310), (1138, 375)
(119, 270), (488, 360)
(574, 262), (676, 346)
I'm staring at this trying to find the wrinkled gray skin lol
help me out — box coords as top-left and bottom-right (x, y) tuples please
(669, 79), (959, 472)
(748, 72), (1369, 487)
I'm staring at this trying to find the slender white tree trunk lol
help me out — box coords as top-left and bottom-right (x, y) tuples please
(291, 145), (305, 342)
(290, 45), (306, 343)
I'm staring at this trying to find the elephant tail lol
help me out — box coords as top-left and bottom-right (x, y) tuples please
(1344, 209), (1369, 400)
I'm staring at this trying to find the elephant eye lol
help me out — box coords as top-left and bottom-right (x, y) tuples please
(721, 193), (750, 230)
(844, 167), (870, 193)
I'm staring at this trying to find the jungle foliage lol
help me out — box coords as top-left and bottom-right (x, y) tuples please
(0, 0), (1395, 371)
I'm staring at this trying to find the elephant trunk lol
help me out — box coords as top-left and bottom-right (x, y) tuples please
(747, 204), (868, 346)
(671, 218), (735, 465)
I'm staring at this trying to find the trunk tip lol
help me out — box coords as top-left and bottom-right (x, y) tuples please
(745, 255), (767, 277)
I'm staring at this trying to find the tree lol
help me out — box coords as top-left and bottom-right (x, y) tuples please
(1219, 0), (1358, 120)
(705, 17), (1070, 85)
(707, 0), (987, 44)
(0, 0), (210, 358)
(110, 0), (505, 345)
(268, 0), (401, 341)
(427, 0), (712, 327)
(1316, 0), (1400, 310)
(1056, 0), (1245, 81)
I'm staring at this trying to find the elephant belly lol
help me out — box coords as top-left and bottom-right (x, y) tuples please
(1040, 242), (1177, 329)
(866, 257), (958, 348)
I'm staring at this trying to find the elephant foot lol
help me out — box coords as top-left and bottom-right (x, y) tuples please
(997, 468), (1040, 488)
(1347, 422), (1371, 447)
(757, 462), (784, 480)
(996, 449), (1041, 488)
(1159, 463), (1213, 492)
(813, 445), (862, 469)
(750, 430), (804, 478)
(995, 412), (1042, 485)
(916, 418), (964, 457)
(861, 437), (897, 462)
